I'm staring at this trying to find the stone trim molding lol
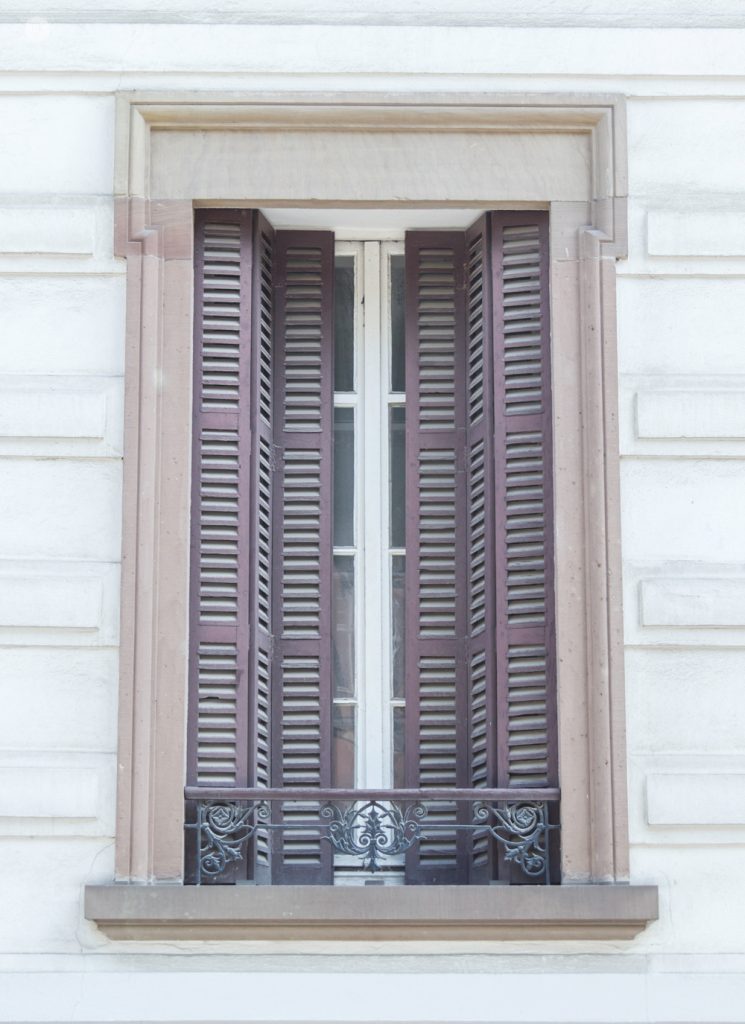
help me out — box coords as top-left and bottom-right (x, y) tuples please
(112, 91), (632, 897)
(86, 884), (657, 941)
(115, 91), (627, 257)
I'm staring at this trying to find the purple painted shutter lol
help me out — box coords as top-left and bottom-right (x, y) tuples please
(464, 215), (499, 883)
(250, 212), (276, 880)
(490, 211), (557, 804)
(187, 210), (273, 882)
(465, 211), (557, 882)
(403, 216), (556, 885)
(404, 232), (469, 884)
(465, 211), (558, 882)
(271, 231), (335, 884)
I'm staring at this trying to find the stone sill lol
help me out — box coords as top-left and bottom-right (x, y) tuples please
(85, 883), (658, 940)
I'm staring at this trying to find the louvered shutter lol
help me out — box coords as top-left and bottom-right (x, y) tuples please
(271, 231), (335, 884)
(490, 211), (558, 806)
(249, 212), (276, 881)
(403, 215), (556, 885)
(187, 210), (274, 882)
(465, 211), (558, 882)
(187, 211), (555, 887)
(464, 215), (499, 883)
(403, 232), (470, 884)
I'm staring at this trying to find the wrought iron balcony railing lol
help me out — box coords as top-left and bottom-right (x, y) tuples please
(184, 787), (560, 886)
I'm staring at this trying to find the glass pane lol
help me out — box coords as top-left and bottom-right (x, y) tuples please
(332, 555), (355, 699)
(391, 554), (405, 699)
(393, 706), (406, 788)
(389, 406), (406, 549)
(334, 256), (355, 393)
(332, 704), (356, 788)
(333, 407), (354, 547)
(390, 254), (405, 393)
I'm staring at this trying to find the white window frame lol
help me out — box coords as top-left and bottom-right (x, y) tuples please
(333, 238), (406, 793)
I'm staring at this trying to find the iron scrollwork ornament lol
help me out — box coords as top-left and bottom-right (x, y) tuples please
(475, 800), (554, 877)
(197, 801), (267, 877)
(190, 797), (556, 882)
(321, 800), (426, 872)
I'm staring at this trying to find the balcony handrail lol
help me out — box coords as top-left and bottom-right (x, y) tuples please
(185, 786), (560, 802)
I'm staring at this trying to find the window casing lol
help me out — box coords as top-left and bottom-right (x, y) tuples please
(92, 96), (647, 933)
(184, 209), (558, 886)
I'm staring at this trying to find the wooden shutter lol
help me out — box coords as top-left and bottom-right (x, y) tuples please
(249, 212), (276, 880)
(187, 210), (274, 882)
(187, 212), (555, 886)
(271, 231), (335, 884)
(464, 215), (499, 883)
(403, 215), (556, 885)
(404, 232), (469, 884)
(464, 211), (558, 882)
(490, 211), (558, 804)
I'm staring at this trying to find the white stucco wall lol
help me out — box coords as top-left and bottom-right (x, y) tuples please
(1, 4), (745, 1022)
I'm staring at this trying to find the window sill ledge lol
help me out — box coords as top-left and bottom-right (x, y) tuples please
(85, 883), (658, 941)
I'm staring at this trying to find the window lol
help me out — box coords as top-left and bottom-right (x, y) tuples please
(185, 208), (558, 886)
(86, 95), (659, 940)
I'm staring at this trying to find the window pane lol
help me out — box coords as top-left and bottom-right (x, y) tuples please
(334, 256), (355, 393)
(333, 407), (354, 547)
(393, 706), (406, 789)
(332, 704), (356, 788)
(391, 554), (405, 699)
(332, 555), (355, 699)
(389, 406), (406, 549)
(390, 254), (405, 393)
